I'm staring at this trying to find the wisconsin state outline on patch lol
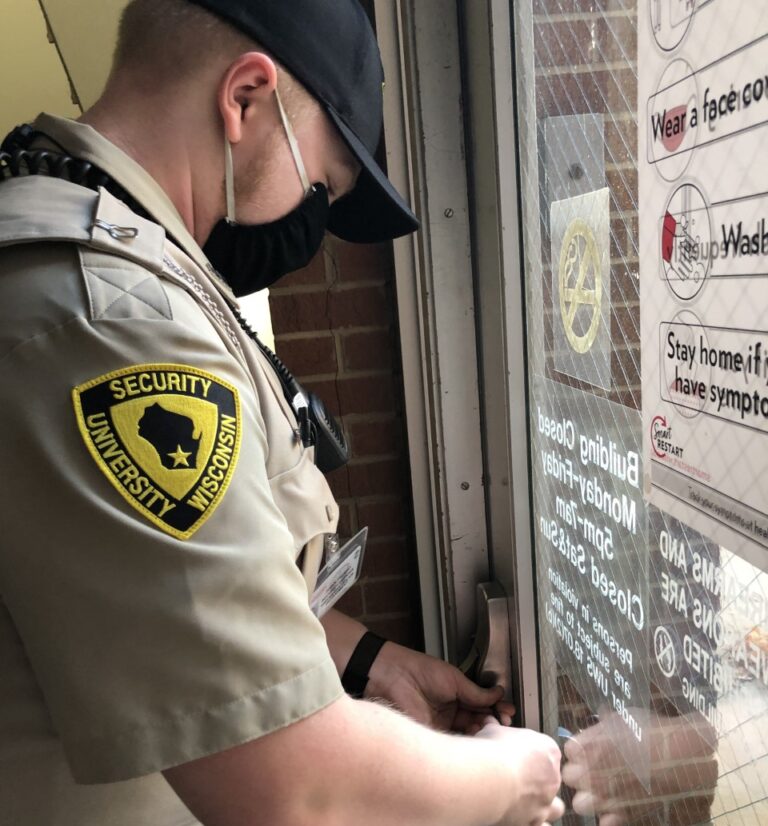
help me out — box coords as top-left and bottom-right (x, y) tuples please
(72, 364), (242, 540)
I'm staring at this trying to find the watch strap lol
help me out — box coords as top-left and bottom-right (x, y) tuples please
(341, 631), (387, 698)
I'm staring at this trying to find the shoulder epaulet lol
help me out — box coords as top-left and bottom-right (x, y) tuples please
(0, 176), (165, 274)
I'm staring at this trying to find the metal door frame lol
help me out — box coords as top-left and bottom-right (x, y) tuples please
(459, 0), (541, 729)
(375, 0), (542, 727)
(374, 0), (492, 664)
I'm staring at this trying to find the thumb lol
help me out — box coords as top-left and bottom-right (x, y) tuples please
(473, 715), (502, 740)
(455, 675), (505, 709)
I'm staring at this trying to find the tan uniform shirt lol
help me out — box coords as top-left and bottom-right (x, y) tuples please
(0, 114), (344, 826)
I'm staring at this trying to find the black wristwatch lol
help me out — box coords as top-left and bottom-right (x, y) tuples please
(341, 631), (387, 698)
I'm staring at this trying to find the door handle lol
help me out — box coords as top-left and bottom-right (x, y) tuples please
(462, 581), (514, 701)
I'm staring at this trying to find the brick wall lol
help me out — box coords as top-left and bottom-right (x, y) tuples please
(269, 236), (423, 650)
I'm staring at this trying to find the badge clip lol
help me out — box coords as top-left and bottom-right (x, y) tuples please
(311, 528), (368, 618)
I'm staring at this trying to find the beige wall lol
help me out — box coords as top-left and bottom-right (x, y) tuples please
(2, 0), (274, 347)
(0, 0), (128, 136)
(0, 0), (124, 141)
(0, 0), (80, 135)
(39, 0), (126, 109)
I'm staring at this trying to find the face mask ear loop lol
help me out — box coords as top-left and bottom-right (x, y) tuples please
(224, 131), (237, 225)
(276, 88), (313, 197)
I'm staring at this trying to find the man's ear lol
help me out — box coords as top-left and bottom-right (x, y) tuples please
(218, 52), (279, 144)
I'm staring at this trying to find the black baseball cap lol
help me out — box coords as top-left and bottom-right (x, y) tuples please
(187, 0), (419, 243)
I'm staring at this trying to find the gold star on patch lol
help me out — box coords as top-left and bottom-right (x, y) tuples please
(168, 445), (193, 468)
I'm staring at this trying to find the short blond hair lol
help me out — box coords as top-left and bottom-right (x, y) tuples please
(112, 0), (311, 115)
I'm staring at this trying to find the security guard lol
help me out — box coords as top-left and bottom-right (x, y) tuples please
(0, 2), (564, 824)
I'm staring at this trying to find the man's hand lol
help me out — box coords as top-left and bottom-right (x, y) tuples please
(477, 719), (565, 826)
(165, 696), (565, 826)
(561, 709), (717, 825)
(366, 640), (516, 734)
(320, 610), (513, 733)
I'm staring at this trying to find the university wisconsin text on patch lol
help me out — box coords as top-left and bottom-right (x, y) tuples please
(72, 365), (241, 539)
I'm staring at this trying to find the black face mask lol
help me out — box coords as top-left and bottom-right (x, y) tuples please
(204, 183), (329, 298)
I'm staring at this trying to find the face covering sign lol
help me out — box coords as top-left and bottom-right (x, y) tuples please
(640, 0), (768, 571)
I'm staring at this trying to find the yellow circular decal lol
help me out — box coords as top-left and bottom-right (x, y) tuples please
(558, 218), (603, 354)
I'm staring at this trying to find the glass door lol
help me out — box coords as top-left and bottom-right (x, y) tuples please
(505, 1), (768, 823)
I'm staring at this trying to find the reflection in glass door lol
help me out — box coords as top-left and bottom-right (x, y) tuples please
(510, 1), (768, 823)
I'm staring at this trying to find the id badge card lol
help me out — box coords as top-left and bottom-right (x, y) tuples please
(311, 527), (368, 618)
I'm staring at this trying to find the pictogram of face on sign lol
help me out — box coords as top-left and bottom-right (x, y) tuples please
(558, 218), (603, 355)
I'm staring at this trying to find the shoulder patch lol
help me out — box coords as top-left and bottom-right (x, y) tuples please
(72, 365), (241, 540)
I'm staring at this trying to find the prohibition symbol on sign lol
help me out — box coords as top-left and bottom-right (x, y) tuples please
(559, 218), (603, 354)
(654, 626), (677, 678)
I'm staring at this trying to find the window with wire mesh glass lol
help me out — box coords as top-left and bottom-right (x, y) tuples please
(513, 2), (768, 824)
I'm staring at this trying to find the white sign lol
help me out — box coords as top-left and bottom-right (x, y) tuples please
(640, 0), (768, 568)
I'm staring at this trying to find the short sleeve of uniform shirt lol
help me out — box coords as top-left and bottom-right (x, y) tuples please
(0, 241), (343, 784)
